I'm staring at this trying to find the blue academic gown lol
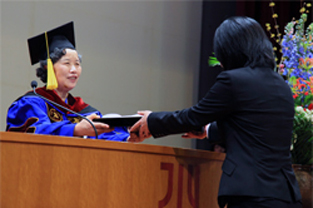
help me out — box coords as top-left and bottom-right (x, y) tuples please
(6, 89), (129, 141)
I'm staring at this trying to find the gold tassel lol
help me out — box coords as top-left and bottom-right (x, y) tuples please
(46, 58), (58, 90)
(45, 32), (58, 90)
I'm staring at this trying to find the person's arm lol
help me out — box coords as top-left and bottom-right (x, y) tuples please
(128, 72), (234, 142)
(181, 124), (209, 139)
(81, 111), (130, 141)
(7, 96), (76, 136)
(7, 96), (114, 137)
(73, 113), (114, 137)
(148, 72), (233, 138)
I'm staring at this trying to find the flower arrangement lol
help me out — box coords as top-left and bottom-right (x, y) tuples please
(266, 1), (313, 165)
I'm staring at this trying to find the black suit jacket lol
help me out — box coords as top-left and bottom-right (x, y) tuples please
(147, 66), (301, 203)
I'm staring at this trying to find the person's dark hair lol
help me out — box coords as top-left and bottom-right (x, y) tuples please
(213, 16), (275, 71)
(36, 48), (82, 83)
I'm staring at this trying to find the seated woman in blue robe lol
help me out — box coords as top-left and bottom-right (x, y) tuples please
(6, 22), (129, 141)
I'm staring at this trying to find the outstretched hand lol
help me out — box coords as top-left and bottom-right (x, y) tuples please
(181, 131), (207, 139)
(128, 111), (152, 142)
(181, 124), (209, 139)
(74, 114), (114, 137)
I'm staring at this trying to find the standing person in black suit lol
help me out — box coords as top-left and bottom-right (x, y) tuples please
(129, 16), (302, 208)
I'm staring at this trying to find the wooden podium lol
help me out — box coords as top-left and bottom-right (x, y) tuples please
(0, 132), (225, 208)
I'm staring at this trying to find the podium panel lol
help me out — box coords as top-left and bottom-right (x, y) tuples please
(0, 132), (225, 208)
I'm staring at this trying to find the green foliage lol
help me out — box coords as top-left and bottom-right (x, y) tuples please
(291, 106), (313, 164)
(208, 55), (220, 67)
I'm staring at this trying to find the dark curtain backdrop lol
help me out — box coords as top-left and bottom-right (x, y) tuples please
(195, 0), (304, 150)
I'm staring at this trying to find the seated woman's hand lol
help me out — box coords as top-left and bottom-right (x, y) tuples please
(74, 114), (114, 137)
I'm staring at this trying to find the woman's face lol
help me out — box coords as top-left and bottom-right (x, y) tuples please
(54, 48), (81, 94)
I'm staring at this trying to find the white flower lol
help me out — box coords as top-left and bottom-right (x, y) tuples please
(295, 106), (305, 113)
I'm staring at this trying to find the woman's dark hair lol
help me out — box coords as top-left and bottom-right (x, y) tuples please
(36, 48), (82, 83)
(213, 16), (275, 71)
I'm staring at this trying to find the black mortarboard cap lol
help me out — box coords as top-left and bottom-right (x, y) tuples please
(27, 21), (75, 65)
